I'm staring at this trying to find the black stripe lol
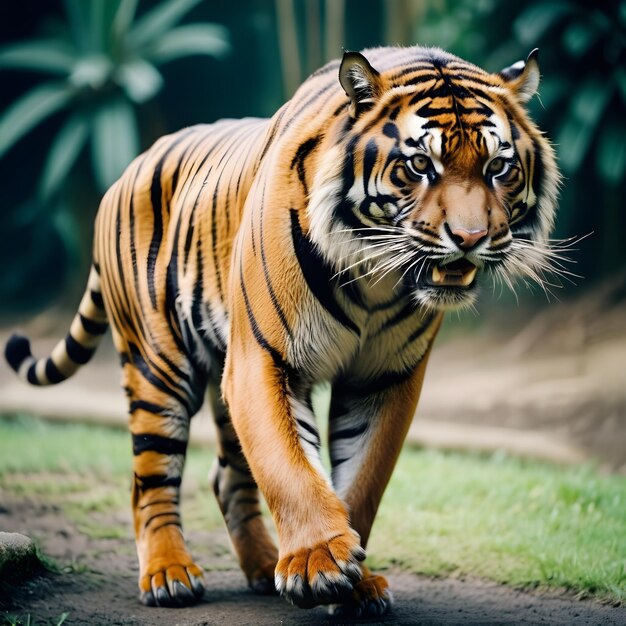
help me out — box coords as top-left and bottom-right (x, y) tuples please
(290, 135), (320, 196)
(414, 102), (455, 117)
(90, 290), (104, 309)
(168, 128), (197, 191)
(296, 419), (321, 449)
(371, 299), (418, 338)
(152, 520), (182, 532)
(147, 158), (165, 309)
(163, 202), (188, 357)
(128, 160), (143, 302)
(233, 497), (260, 506)
(45, 358), (65, 383)
(129, 400), (170, 415)
(211, 170), (225, 302)
(238, 511), (262, 525)
(137, 474), (182, 490)
(402, 72), (439, 87)
(449, 71), (500, 88)
(239, 253), (286, 364)
(26, 364), (40, 385)
(330, 423), (368, 440)
(258, 106), (286, 164)
(259, 184), (293, 340)
(65, 334), (95, 365)
(191, 241), (225, 353)
(221, 439), (244, 457)
(128, 342), (192, 416)
(214, 413), (229, 428)
(332, 136), (369, 230)
(132, 433), (187, 456)
(361, 369), (413, 393)
(362, 139), (378, 194)
(145, 511), (180, 528)
(145, 134), (193, 309)
(390, 62), (437, 80)
(280, 82), (335, 138)
(114, 203), (131, 327)
(290, 210), (360, 336)
(296, 418), (320, 440)
(299, 433), (321, 450)
(79, 314), (108, 335)
(227, 481), (257, 496)
(400, 312), (437, 352)
(531, 139), (544, 206)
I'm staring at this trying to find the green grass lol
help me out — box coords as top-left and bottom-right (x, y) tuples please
(369, 449), (626, 602)
(1, 415), (624, 603)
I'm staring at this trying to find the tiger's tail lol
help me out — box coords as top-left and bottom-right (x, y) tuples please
(5, 265), (108, 386)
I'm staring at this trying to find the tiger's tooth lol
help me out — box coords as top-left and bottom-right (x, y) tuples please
(460, 267), (477, 286)
(431, 265), (443, 284)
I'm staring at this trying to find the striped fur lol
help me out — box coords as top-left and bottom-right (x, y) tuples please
(5, 46), (559, 614)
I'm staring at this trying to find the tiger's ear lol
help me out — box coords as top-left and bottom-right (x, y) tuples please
(499, 49), (540, 103)
(339, 51), (382, 117)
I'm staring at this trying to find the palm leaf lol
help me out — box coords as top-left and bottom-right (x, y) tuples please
(63, 0), (90, 53)
(146, 23), (230, 62)
(112, 0), (139, 41)
(116, 58), (163, 103)
(0, 82), (74, 158)
(40, 114), (89, 200)
(128, 0), (203, 50)
(0, 39), (76, 74)
(91, 98), (139, 191)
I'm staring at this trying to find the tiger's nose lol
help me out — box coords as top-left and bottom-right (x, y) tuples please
(449, 227), (488, 250)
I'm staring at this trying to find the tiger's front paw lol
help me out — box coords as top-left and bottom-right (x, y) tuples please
(329, 570), (393, 618)
(275, 531), (365, 608)
(139, 555), (205, 607)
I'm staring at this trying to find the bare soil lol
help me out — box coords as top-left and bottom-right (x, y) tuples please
(1, 492), (625, 626)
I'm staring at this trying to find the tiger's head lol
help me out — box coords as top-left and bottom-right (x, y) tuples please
(308, 47), (561, 311)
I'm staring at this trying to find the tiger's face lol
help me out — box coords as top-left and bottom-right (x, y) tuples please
(310, 48), (560, 311)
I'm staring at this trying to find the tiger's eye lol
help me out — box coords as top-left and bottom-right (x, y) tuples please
(411, 154), (431, 172)
(487, 157), (506, 175)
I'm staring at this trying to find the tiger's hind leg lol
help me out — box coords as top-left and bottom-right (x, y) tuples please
(208, 382), (279, 594)
(123, 355), (206, 607)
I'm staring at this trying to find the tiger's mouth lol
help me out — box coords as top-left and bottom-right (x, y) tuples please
(428, 259), (477, 289)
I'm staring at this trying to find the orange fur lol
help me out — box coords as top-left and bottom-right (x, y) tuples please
(5, 45), (559, 613)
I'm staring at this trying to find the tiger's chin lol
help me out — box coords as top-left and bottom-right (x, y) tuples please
(410, 259), (481, 311)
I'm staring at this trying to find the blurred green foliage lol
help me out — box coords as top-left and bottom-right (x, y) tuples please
(0, 0), (229, 311)
(0, 0), (624, 314)
(0, 0), (228, 195)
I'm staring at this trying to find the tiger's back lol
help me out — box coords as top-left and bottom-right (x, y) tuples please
(94, 119), (268, 374)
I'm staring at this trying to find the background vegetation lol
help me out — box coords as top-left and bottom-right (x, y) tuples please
(1, 0), (624, 313)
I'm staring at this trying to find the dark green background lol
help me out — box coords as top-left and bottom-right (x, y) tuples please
(1, 0), (624, 315)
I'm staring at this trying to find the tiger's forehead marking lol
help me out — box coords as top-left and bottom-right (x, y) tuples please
(395, 89), (513, 167)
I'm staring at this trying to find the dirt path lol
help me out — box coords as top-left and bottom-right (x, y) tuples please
(1, 494), (624, 626)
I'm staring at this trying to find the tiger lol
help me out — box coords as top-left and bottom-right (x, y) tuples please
(5, 45), (559, 616)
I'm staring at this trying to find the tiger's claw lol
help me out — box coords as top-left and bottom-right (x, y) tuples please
(275, 531), (365, 608)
